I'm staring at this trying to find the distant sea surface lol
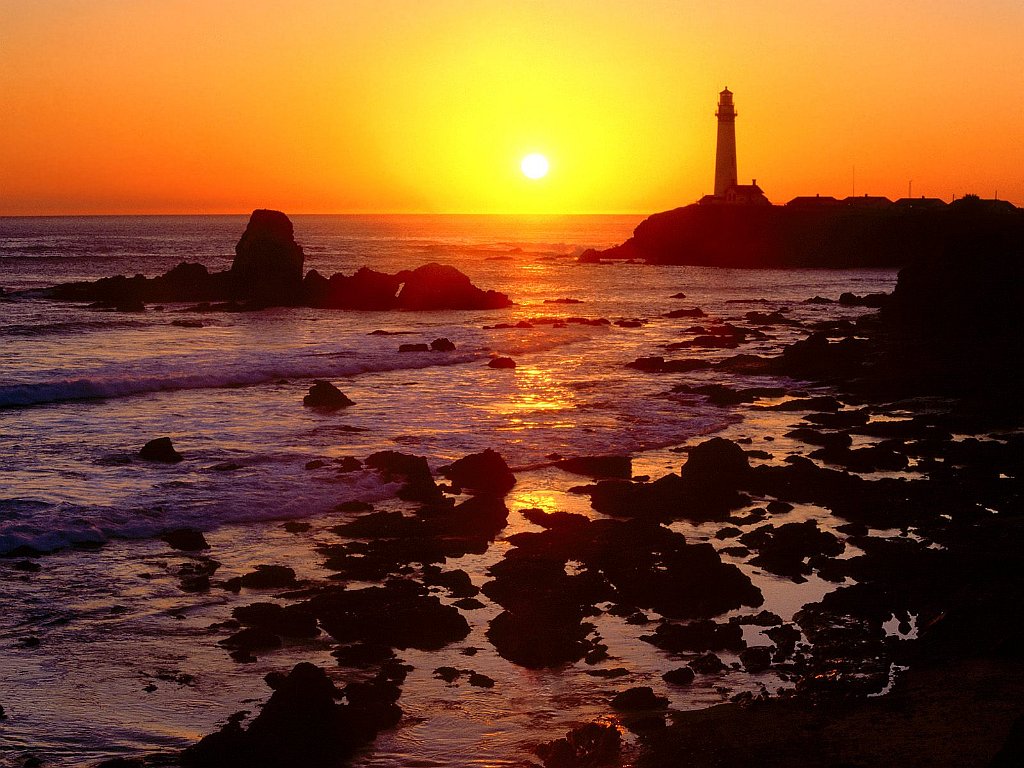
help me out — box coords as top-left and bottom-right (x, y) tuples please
(0, 215), (897, 766)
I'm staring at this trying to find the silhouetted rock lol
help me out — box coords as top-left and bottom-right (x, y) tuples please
(398, 343), (429, 353)
(303, 381), (354, 409)
(662, 667), (696, 686)
(437, 449), (516, 495)
(231, 209), (304, 305)
(139, 437), (183, 463)
(238, 565), (297, 589)
(364, 451), (444, 504)
(556, 455), (633, 479)
(304, 580), (469, 651)
(181, 662), (396, 768)
(740, 645), (773, 672)
(161, 528), (209, 552)
(232, 602), (319, 638)
(430, 337), (456, 351)
(643, 619), (745, 653)
(611, 687), (669, 711)
(583, 198), (1024, 268)
(536, 723), (621, 768)
(488, 357), (517, 369)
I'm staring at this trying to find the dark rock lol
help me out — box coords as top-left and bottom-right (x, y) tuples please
(626, 356), (712, 373)
(739, 521), (844, 581)
(394, 262), (513, 310)
(586, 668), (630, 679)
(13, 560), (41, 573)
(467, 672), (495, 688)
(454, 597), (486, 610)
(179, 558), (220, 592)
(437, 448), (516, 495)
(139, 437), (183, 463)
(283, 521), (311, 533)
(662, 667), (696, 685)
(610, 687), (669, 711)
(220, 626), (283, 652)
(239, 565), (297, 590)
(305, 459), (328, 470)
(430, 337), (456, 351)
(433, 666), (461, 683)
(336, 500), (373, 512)
(740, 645), (773, 672)
(555, 455), (633, 479)
(688, 652), (727, 674)
(231, 209), (304, 306)
(161, 528), (209, 552)
(305, 580), (470, 651)
(642, 620), (745, 653)
(398, 343), (429, 353)
(488, 356), (517, 369)
(663, 307), (706, 318)
(423, 566), (479, 598)
(181, 662), (397, 768)
(331, 642), (394, 668)
(303, 381), (354, 409)
(364, 451), (443, 504)
(232, 602), (319, 637)
(536, 723), (621, 768)
(730, 610), (783, 626)
(669, 292), (687, 298)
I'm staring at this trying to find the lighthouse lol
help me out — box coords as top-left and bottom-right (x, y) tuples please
(714, 87), (738, 196)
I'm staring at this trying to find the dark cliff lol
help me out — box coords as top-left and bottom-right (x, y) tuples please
(583, 197), (1024, 268)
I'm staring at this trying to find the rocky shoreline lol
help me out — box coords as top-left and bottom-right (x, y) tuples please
(8, 216), (1022, 767)
(44, 209), (513, 312)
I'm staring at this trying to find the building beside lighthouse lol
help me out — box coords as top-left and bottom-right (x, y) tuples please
(701, 87), (770, 206)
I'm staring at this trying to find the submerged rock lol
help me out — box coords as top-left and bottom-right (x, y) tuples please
(139, 437), (183, 463)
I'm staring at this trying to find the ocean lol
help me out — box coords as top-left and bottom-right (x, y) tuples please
(0, 215), (898, 766)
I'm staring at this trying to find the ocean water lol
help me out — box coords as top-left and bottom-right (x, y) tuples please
(0, 215), (898, 766)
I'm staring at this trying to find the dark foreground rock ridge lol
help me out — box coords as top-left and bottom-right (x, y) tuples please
(45, 209), (513, 311)
(581, 195), (1024, 268)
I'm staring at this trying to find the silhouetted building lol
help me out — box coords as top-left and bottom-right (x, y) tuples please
(843, 195), (893, 209)
(787, 195), (842, 208)
(895, 197), (947, 210)
(702, 88), (771, 206)
(714, 88), (738, 196)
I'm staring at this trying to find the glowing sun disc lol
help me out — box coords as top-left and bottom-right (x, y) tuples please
(521, 153), (549, 179)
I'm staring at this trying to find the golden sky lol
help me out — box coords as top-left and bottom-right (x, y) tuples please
(2, 0), (1022, 214)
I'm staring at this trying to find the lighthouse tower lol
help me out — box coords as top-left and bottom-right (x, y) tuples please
(714, 87), (738, 197)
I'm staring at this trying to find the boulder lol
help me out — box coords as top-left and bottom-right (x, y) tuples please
(430, 337), (456, 351)
(230, 209), (305, 305)
(536, 723), (621, 768)
(394, 263), (514, 310)
(488, 357), (517, 369)
(180, 662), (396, 768)
(139, 437), (183, 463)
(302, 381), (354, 409)
(161, 528), (209, 551)
(610, 687), (669, 711)
(555, 455), (633, 479)
(437, 448), (516, 495)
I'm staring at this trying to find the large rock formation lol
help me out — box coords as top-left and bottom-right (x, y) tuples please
(581, 196), (1024, 269)
(231, 209), (305, 305)
(45, 210), (513, 311)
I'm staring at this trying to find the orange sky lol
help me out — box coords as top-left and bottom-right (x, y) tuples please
(2, 0), (1022, 214)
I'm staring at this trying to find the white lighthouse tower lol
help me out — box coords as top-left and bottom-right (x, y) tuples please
(714, 87), (738, 197)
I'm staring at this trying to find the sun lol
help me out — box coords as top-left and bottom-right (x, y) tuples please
(521, 153), (549, 179)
